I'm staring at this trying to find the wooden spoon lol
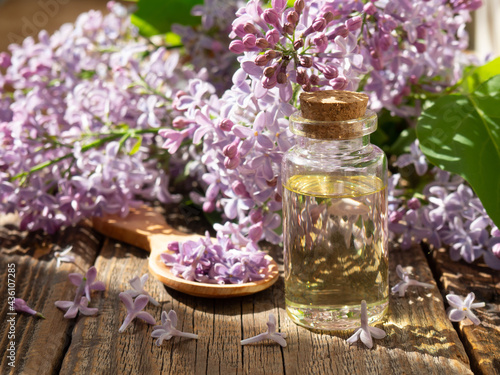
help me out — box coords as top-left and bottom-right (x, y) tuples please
(91, 206), (279, 298)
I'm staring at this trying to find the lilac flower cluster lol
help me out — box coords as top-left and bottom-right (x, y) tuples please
(162, 65), (291, 247)
(229, 0), (479, 116)
(389, 141), (500, 270)
(172, 0), (245, 93)
(0, 2), (191, 233)
(229, 0), (366, 95)
(161, 232), (271, 284)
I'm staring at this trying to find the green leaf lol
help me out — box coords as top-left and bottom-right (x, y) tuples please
(131, 0), (203, 37)
(463, 57), (500, 93)
(129, 136), (142, 155)
(416, 75), (500, 226)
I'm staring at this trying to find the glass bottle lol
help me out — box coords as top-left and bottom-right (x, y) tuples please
(281, 93), (388, 330)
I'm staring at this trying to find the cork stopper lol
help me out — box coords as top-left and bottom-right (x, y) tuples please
(300, 90), (369, 121)
(290, 90), (374, 140)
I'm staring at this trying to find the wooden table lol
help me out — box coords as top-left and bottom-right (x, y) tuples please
(0, 213), (499, 375)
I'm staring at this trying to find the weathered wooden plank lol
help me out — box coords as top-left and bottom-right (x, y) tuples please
(0, 223), (102, 375)
(428, 247), (500, 375)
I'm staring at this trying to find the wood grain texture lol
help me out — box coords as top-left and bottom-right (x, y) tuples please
(1, 219), (489, 375)
(428, 247), (500, 375)
(0, 224), (102, 375)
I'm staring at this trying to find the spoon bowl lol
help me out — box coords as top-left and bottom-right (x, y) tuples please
(92, 206), (279, 298)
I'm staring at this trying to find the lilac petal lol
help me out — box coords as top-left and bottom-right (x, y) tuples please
(360, 328), (374, 348)
(279, 82), (292, 102)
(134, 294), (150, 311)
(140, 274), (149, 285)
(448, 309), (466, 322)
(471, 302), (486, 309)
(119, 292), (135, 311)
(232, 125), (253, 138)
(129, 276), (142, 291)
(483, 251), (500, 270)
(79, 298), (98, 316)
(79, 306), (99, 316)
(160, 311), (168, 325)
(346, 328), (361, 344)
(267, 313), (277, 333)
(446, 294), (464, 309)
(91, 281), (106, 291)
(368, 326), (386, 339)
(151, 330), (163, 338)
(257, 134), (274, 149)
(168, 310), (178, 327)
(136, 311), (156, 325)
(270, 333), (287, 347)
(55, 300), (73, 309)
(241, 61), (263, 77)
(465, 310), (481, 325)
(414, 159), (428, 176)
(119, 314), (134, 332)
(64, 305), (79, 319)
(395, 265), (406, 279)
(85, 266), (97, 283)
(68, 273), (83, 286)
(464, 292), (475, 307)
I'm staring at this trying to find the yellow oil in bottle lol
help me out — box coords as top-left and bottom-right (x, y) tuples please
(282, 174), (389, 330)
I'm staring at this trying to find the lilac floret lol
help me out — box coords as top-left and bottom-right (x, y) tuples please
(161, 231), (271, 284)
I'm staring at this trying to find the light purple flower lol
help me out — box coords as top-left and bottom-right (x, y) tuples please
(391, 265), (434, 297)
(55, 296), (98, 319)
(241, 313), (286, 347)
(123, 273), (159, 306)
(346, 300), (386, 349)
(118, 293), (156, 333)
(151, 310), (198, 345)
(446, 292), (485, 325)
(54, 245), (75, 268)
(13, 298), (45, 319)
(69, 266), (106, 302)
(394, 140), (428, 176)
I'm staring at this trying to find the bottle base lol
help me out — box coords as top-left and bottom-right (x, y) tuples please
(286, 299), (388, 331)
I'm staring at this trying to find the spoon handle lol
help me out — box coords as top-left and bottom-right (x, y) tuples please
(92, 206), (201, 253)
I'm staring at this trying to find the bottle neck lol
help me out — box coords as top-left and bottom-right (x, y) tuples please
(297, 135), (371, 155)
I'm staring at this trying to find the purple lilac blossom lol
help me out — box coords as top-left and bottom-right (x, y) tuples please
(151, 310), (198, 345)
(389, 141), (500, 270)
(446, 292), (485, 325)
(161, 231), (271, 284)
(0, 3), (187, 234)
(229, 0), (479, 117)
(118, 293), (156, 332)
(54, 245), (75, 268)
(391, 265), (434, 297)
(240, 313), (286, 347)
(172, 0), (244, 93)
(68, 266), (106, 302)
(346, 300), (386, 349)
(54, 277), (98, 319)
(123, 273), (160, 306)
